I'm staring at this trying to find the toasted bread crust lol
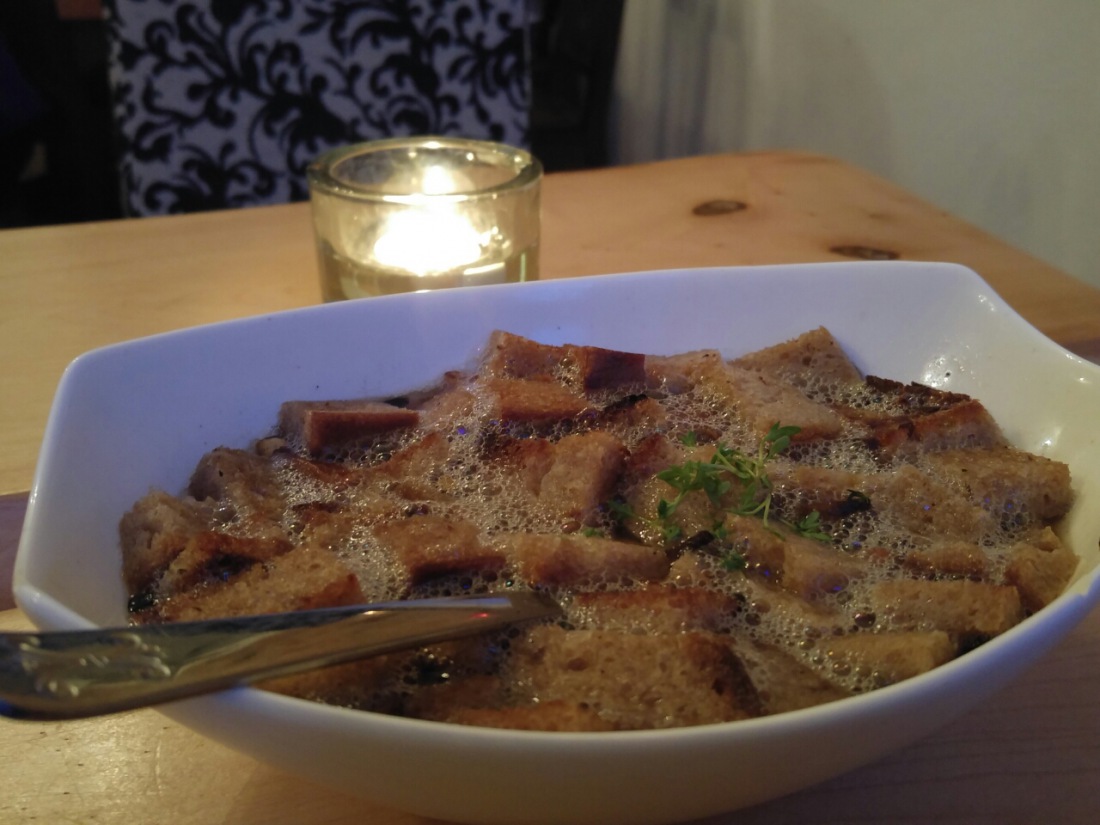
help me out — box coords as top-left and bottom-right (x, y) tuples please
(820, 630), (955, 686)
(510, 626), (762, 729)
(732, 326), (864, 389)
(156, 544), (363, 622)
(278, 399), (419, 455)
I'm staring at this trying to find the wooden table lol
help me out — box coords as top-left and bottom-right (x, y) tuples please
(2, 151), (1099, 823)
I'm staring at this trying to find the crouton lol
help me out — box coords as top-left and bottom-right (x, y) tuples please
(565, 344), (647, 392)
(862, 463), (995, 542)
(278, 399), (419, 455)
(899, 540), (988, 578)
(771, 464), (871, 522)
(840, 377), (1007, 454)
(721, 515), (867, 601)
(372, 514), (505, 585)
(119, 490), (216, 592)
(1004, 527), (1079, 612)
(510, 626), (761, 729)
(492, 430), (626, 528)
(499, 533), (669, 587)
(286, 495), (400, 551)
(156, 531), (293, 596)
(413, 380), (480, 432)
(724, 570), (849, 637)
(644, 349), (723, 395)
(685, 358), (847, 443)
(616, 441), (740, 545)
(537, 431), (626, 527)
(482, 376), (590, 424)
(481, 330), (647, 393)
(156, 544), (363, 622)
(597, 395), (670, 435)
(621, 432), (687, 487)
(923, 447), (1074, 527)
(480, 330), (567, 380)
(869, 579), (1024, 639)
(732, 326), (864, 390)
(729, 639), (851, 714)
(571, 585), (741, 633)
(368, 431), (457, 501)
(277, 453), (366, 490)
(187, 447), (288, 537)
(489, 437), (555, 497)
(819, 630), (955, 686)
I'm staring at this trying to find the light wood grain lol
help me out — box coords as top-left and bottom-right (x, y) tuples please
(539, 152), (1100, 348)
(0, 204), (318, 495)
(4, 151), (1100, 824)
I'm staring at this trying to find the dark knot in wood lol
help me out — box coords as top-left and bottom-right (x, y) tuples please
(693, 199), (748, 216)
(830, 245), (899, 261)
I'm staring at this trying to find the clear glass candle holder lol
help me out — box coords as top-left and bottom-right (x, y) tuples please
(307, 136), (542, 301)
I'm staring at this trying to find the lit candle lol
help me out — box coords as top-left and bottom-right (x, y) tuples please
(308, 137), (542, 300)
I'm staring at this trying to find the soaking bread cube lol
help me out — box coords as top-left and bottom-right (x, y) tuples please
(509, 626), (761, 729)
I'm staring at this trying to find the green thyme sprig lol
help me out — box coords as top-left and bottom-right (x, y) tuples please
(791, 509), (831, 542)
(613, 424), (831, 548)
(719, 548), (748, 572)
(608, 498), (683, 543)
(655, 423), (803, 531)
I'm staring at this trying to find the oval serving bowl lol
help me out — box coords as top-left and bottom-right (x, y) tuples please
(14, 262), (1100, 825)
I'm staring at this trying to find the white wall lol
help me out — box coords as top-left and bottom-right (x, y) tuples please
(611, 0), (1100, 289)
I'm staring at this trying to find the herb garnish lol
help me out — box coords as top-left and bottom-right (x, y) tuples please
(719, 551), (748, 572)
(613, 424), (831, 552)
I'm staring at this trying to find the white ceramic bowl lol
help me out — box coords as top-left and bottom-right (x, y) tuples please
(15, 262), (1100, 825)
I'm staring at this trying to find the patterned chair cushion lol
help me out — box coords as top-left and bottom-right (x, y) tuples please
(105, 0), (531, 216)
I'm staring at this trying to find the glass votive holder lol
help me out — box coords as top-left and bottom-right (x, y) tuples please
(307, 136), (542, 301)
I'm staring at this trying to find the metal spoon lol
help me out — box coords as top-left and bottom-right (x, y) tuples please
(0, 592), (559, 721)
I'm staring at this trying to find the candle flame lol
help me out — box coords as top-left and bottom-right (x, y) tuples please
(372, 208), (484, 276)
(421, 164), (459, 195)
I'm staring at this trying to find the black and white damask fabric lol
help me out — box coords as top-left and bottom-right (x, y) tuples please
(105, 0), (531, 216)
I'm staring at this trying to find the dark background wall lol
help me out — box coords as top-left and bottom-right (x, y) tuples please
(0, 0), (622, 228)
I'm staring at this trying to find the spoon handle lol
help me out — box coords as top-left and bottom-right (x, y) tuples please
(0, 592), (558, 721)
